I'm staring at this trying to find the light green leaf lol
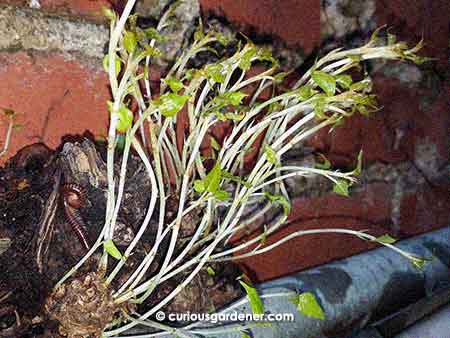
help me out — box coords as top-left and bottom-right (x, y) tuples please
(116, 105), (133, 133)
(141, 46), (162, 57)
(408, 255), (431, 270)
(239, 280), (264, 315)
(297, 85), (315, 101)
(163, 77), (184, 93)
(194, 162), (223, 196)
(215, 32), (232, 45)
(102, 6), (116, 21)
(374, 234), (397, 244)
(194, 20), (204, 41)
(257, 47), (277, 64)
(295, 292), (325, 320)
(313, 97), (327, 120)
(194, 180), (206, 193)
(214, 190), (230, 201)
(144, 27), (166, 42)
(123, 31), (137, 54)
(333, 179), (349, 197)
(239, 46), (257, 71)
(264, 192), (290, 215)
(349, 55), (362, 63)
(203, 63), (225, 83)
(336, 74), (353, 89)
(104, 239), (122, 260)
(315, 154), (331, 170)
(224, 112), (245, 121)
(154, 93), (189, 118)
(206, 266), (216, 276)
(102, 54), (121, 75)
(263, 144), (278, 165)
(241, 333), (251, 338)
(212, 92), (248, 109)
(311, 70), (336, 96)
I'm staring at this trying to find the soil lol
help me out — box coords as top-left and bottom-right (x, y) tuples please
(0, 139), (242, 337)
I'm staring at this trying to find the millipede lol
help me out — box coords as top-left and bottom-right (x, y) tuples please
(60, 183), (90, 250)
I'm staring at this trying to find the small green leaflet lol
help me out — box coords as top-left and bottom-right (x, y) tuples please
(141, 46), (162, 58)
(163, 77), (184, 93)
(239, 280), (264, 315)
(214, 92), (248, 107)
(144, 27), (166, 42)
(374, 234), (397, 244)
(297, 85), (315, 101)
(194, 163), (229, 200)
(311, 70), (336, 96)
(194, 162), (221, 194)
(108, 102), (133, 133)
(215, 32), (231, 46)
(241, 333), (251, 338)
(123, 31), (137, 54)
(332, 179), (349, 197)
(206, 266), (216, 276)
(203, 63), (225, 84)
(409, 255), (431, 270)
(315, 154), (331, 170)
(214, 190), (230, 201)
(263, 144), (279, 165)
(238, 46), (257, 71)
(104, 239), (123, 260)
(264, 192), (290, 216)
(336, 74), (353, 89)
(102, 54), (121, 75)
(102, 6), (116, 21)
(193, 21), (204, 41)
(273, 71), (288, 83)
(154, 93), (189, 118)
(313, 97), (327, 120)
(294, 292), (325, 320)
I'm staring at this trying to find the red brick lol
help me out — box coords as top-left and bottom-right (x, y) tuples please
(200, 0), (320, 52)
(375, 0), (449, 71)
(0, 52), (110, 165)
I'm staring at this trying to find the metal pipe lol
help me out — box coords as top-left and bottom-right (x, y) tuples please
(393, 304), (450, 338)
(192, 226), (450, 338)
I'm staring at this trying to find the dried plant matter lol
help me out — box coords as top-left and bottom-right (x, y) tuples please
(45, 272), (121, 338)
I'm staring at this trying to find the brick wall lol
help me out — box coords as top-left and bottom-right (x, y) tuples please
(0, 0), (448, 281)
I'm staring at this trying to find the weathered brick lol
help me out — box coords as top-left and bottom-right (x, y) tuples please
(200, 0), (320, 52)
(0, 52), (110, 164)
(2, 0), (111, 20)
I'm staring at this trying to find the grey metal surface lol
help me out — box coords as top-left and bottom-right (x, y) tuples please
(190, 227), (450, 338)
(393, 304), (450, 338)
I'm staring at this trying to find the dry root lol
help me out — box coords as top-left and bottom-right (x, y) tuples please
(45, 273), (121, 338)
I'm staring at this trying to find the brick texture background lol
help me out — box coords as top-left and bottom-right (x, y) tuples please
(0, 0), (448, 281)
